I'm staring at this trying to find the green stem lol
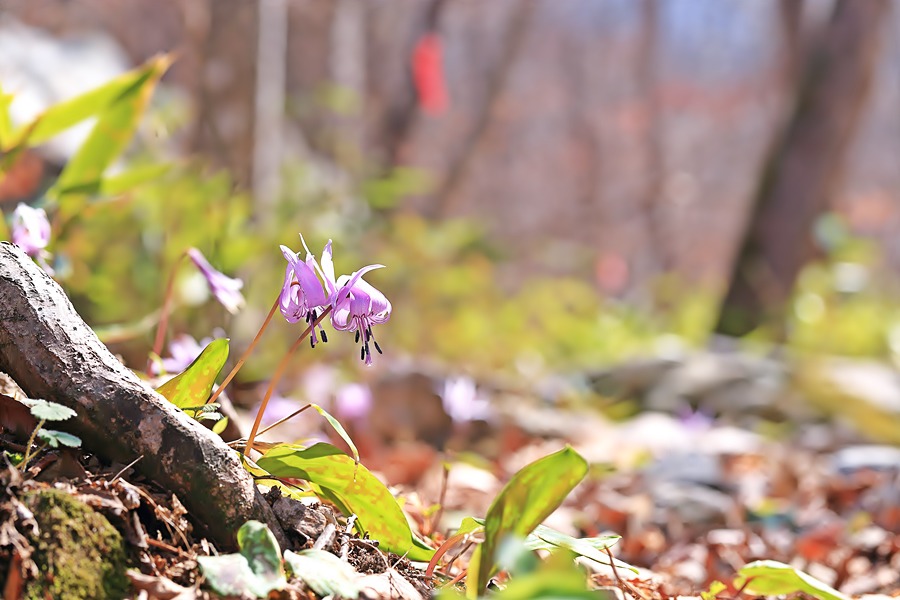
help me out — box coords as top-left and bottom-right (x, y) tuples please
(21, 419), (46, 470)
(148, 250), (189, 373)
(206, 293), (281, 405)
(243, 306), (332, 457)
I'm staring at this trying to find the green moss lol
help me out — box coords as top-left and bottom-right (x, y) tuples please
(23, 488), (130, 600)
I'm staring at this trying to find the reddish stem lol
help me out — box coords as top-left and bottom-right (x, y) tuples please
(243, 306), (332, 457)
(207, 293), (281, 405)
(148, 251), (188, 373)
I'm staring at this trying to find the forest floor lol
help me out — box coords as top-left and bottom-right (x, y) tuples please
(2, 354), (900, 600)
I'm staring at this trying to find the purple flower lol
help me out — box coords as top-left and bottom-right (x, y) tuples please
(319, 240), (391, 365)
(11, 203), (50, 256)
(151, 333), (206, 376)
(187, 248), (245, 314)
(334, 383), (372, 421)
(441, 377), (492, 423)
(279, 239), (329, 346)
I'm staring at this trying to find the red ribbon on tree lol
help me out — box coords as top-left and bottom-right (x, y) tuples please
(412, 32), (449, 116)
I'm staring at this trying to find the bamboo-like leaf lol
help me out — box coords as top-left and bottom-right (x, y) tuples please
(475, 446), (588, 594)
(257, 443), (434, 562)
(6, 56), (170, 150)
(52, 163), (171, 197)
(0, 84), (13, 150)
(156, 338), (229, 409)
(50, 54), (172, 211)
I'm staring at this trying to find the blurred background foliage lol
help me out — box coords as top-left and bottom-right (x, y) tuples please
(1, 0), (899, 399)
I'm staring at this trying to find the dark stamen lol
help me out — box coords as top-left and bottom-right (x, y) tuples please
(365, 343), (371, 357)
(355, 330), (360, 344)
(365, 328), (371, 342)
(320, 330), (328, 343)
(310, 336), (315, 349)
(373, 340), (383, 354)
(360, 346), (366, 361)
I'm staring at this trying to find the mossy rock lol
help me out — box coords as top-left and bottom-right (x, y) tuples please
(23, 488), (130, 600)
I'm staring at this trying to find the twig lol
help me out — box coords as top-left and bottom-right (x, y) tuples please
(255, 404), (313, 438)
(605, 547), (646, 600)
(111, 455), (144, 483)
(340, 515), (358, 561)
(314, 510), (338, 551)
(146, 537), (193, 559)
(427, 461), (450, 536)
(149, 251), (188, 373)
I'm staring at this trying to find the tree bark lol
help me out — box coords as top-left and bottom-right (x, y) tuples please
(0, 243), (284, 550)
(714, 0), (889, 337)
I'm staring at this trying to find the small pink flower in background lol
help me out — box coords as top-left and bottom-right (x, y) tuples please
(334, 383), (372, 421)
(319, 240), (391, 365)
(187, 247), (245, 314)
(259, 393), (302, 428)
(441, 376), (491, 423)
(11, 203), (50, 256)
(280, 240), (329, 346)
(151, 333), (206, 376)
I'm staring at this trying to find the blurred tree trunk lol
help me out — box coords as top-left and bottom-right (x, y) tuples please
(426, 0), (536, 219)
(778, 0), (806, 83)
(714, 0), (889, 338)
(636, 0), (668, 278)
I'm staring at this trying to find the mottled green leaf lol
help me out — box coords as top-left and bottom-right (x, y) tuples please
(21, 399), (76, 422)
(257, 443), (434, 562)
(284, 549), (362, 599)
(156, 338), (229, 409)
(37, 429), (81, 449)
(476, 446), (588, 594)
(50, 54), (172, 210)
(198, 520), (286, 598)
(735, 560), (848, 600)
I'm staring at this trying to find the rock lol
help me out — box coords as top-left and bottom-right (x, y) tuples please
(651, 482), (737, 528)
(587, 358), (680, 401)
(369, 373), (452, 449)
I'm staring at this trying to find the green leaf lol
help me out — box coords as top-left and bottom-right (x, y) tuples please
(21, 399), (77, 422)
(52, 163), (172, 197)
(310, 403), (358, 463)
(156, 338), (229, 409)
(735, 560), (849, 600)
(701, 580), (727, 600)
(284, 549), (362, 599)
(197, 520), (286, 598)
(257, 443), (434, 562)
(488, 550), (597, 599)
(211, 416), (229, 435)
(476, 446), (588, 593)
(6, 55), (171, 150)
(527, 525), (634, 573)
(50, 54), (172, 211)
(0, 84), (13, 150)
(454, 519), (635, 576)
(37, 429), (82, 449)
